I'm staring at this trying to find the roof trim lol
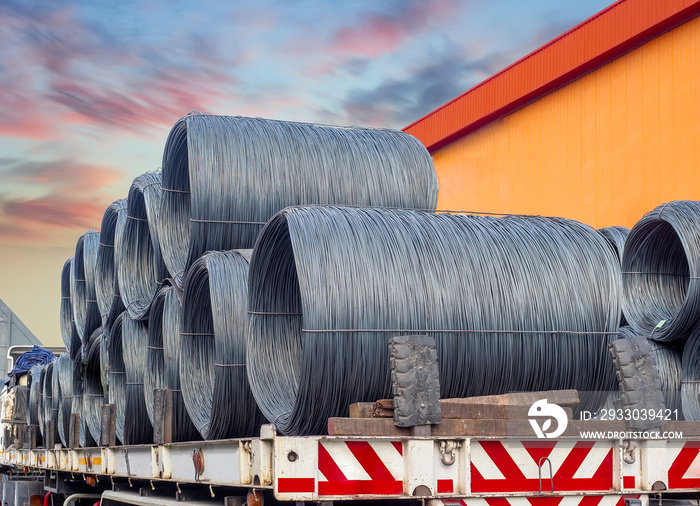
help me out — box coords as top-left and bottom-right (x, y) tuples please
(403, 0), (700, 153)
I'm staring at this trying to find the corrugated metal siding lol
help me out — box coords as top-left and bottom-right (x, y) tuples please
(431, 14), (700, 228)
(405, 0), (700, 153)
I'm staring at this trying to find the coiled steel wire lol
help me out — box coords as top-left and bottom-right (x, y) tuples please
(599, 226), (630, 261)
(27, 365), (43, 443)
(96, 199), (128, 323)
(247, 206), (621, 435)
(60, 258), (80, 355)
(122, 313), (153, 444)
(618, 326), (683, 417)
(54, 352), (73, 447)
(599, 226), (630, 326)
(108, 313), (126, 443)
(41, 361), (57, 441)
(84, 330), (106, 444)
(71, 230), (101, 345)
(37, 364), (48, 437)
(100, 328), (110, 395)
(118, 171), (169, 320)
(180, 250), (265, 439)
(681, 326), (700, 420)
(145, 282), (199, 442)
(622, 201), (700, 341)
(159, 114), (438, 287)
(72, 339), (96, 448)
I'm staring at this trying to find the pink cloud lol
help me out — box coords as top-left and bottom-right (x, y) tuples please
(328, 0), (459, 59)
(2, 196), (105, 229)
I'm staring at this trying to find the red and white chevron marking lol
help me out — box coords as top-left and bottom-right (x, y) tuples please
(317, 440), (404, 496)
(667, 441), (700, 489)
(443, 495), (637, 506)
(471, 440), (613, 493)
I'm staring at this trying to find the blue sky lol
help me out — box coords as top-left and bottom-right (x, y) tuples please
(0, 0), (615, 344)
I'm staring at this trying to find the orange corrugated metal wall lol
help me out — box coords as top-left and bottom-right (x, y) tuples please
(433, 14), (700, 228)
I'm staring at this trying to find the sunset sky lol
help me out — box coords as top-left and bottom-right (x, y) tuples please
(0, 0), (614, 346)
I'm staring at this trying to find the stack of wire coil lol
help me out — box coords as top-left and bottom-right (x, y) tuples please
(159, 113), (438, 287)
(60, 258), (80, 356)
(145, 282), (199, 441)
(108, 313), (127, 443)
(622, 201), (700, 341)
(96, 200), (128, 324)
(55, 352), (73, 447)
(247, 206), (621, 435)
(180, 250), (265, 439)
(118, 171), (168, 320)
(121, 313), (153, 444)
(82, 327), (105, 444)
(71, 230), (101, 346)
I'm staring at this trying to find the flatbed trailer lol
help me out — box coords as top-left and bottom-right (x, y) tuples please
(3, 423), (700, 506)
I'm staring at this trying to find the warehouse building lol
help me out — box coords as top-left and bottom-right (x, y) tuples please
(404, 0), (700, 228)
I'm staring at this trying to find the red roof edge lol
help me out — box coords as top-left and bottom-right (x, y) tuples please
(404, 0), (700, 153)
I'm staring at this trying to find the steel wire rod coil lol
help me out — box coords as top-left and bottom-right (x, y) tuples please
(118, 170), (169, 320)
(159, 113), (438, 287)
(681, 325), (700, 420)
(37, 364), (48, 437)
(121, 313), (153, 444)
(96, 199), (128, 323)
(108, 313), (127, 443)
(247, 205), (621, 435)
(599, 226), (630, 326)
(27, 365), (44, 443)
(71, 230), (101, 345)
(72, 337), (96, 448)
(180, 249), (266, 439)
(599, 226), (630, 261)
(54, 352), (73, 447)
(100, 327), (110, 395)
(41, 361), (57, 441)
(145, 282), (199, 441)
(618, 325), (684, 417)
(60, 258), (80, 355)
(84, 329), (106, 444)
(622, 201), (700, 341)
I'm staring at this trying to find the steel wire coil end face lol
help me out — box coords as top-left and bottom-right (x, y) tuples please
(83, 327), (105, 444)
(118, 170), (169, 320)
(619, 325), (684, 417)
(97, 199), (128, 323)
(54, 352), (73, 447)
(180, 249), (265, 440)
(247, 206), (621, 436)
(37, 364), (49, 438)
(146, 282), (200, 442)
(622, 200), (700, 341)
(122, 313), (153, 444)
(72, 230), (101, 345)
(73, 334), (97, 448)
(159, 114), (438, 289)
(108, 312), (127, 444)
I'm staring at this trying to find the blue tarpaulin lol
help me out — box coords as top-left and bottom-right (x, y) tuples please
(4, 345), (56, 385)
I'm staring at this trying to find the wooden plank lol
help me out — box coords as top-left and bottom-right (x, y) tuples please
(101, 404), (117, 447)
(153, 389), (173, 445)
(328, 417), (626, 437)
(45, 420), (55, 449)
(440, 390), (580, 409)
(374, 399), (394, 410)
(348, 402), (374, 419)
(69, 413), (80, 449)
